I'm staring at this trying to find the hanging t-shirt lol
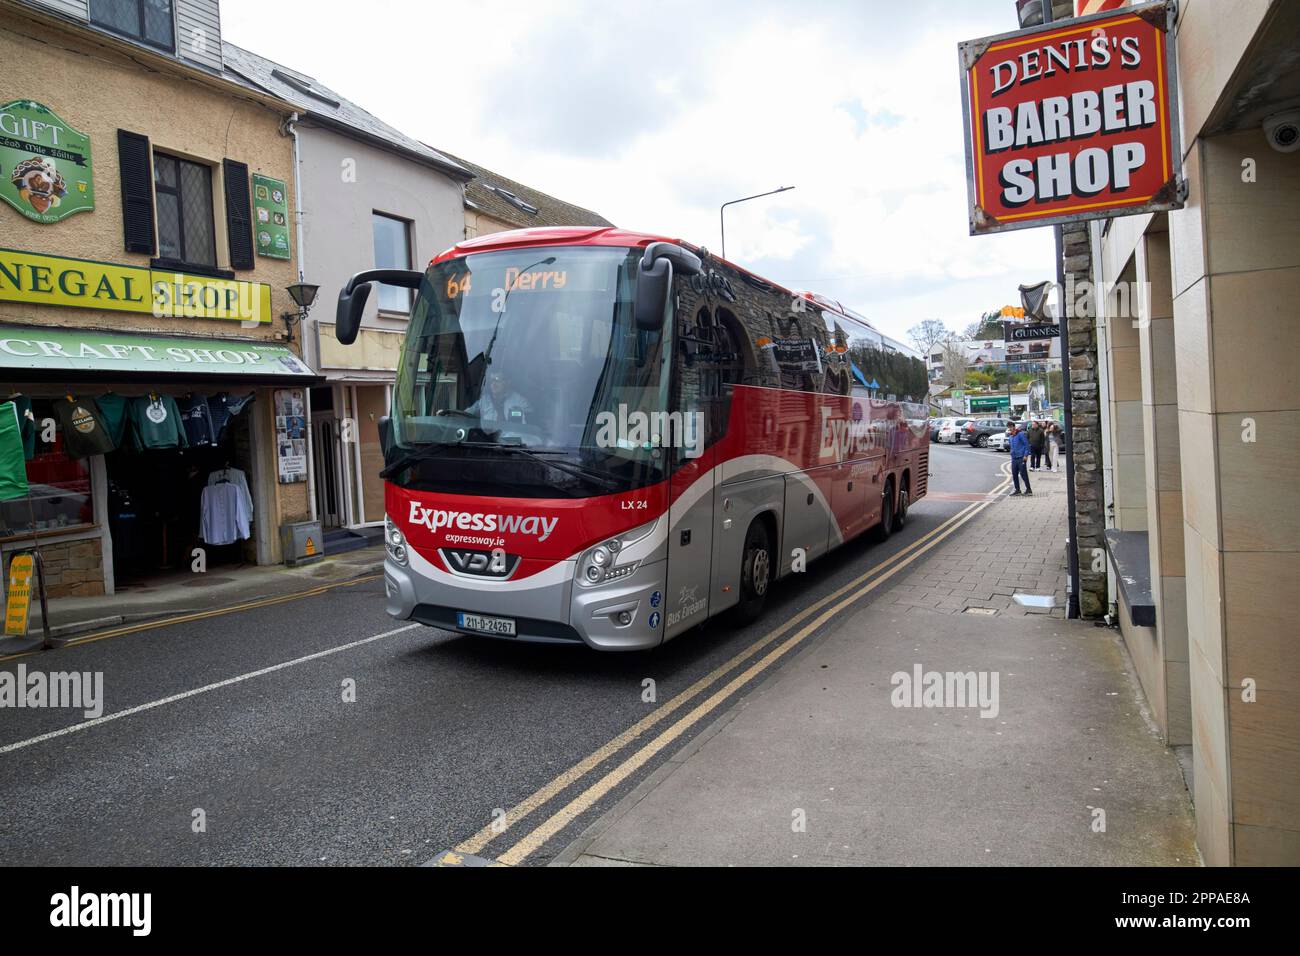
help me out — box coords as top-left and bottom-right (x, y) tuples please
(12, 395), (36, 460)
(51, 397), (116, 458)
(96, 393), (130, 448)
(209, 392), (255, 443)
(128, 395), (189, 451)
(181, 395), (216, 447)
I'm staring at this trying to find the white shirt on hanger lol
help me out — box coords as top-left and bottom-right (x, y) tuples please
(201, 479), (251, 546)
(207, 467), (253, 519)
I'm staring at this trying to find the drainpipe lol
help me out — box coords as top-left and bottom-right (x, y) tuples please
(286, 111), (318, 524)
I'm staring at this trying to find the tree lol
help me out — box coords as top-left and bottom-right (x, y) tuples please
(906, 319), (949, 359)
(974, 309), (1005, 340)
(939, 333), (968, 388)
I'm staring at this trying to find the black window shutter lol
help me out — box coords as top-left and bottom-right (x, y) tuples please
(223, 159), (255, 270)
(117, 130), (156, 255)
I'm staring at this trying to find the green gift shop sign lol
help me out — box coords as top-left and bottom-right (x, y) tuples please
(0, 99), (95, 225)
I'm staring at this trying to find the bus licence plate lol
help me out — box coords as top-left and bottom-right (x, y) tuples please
(457, 612), (517, 637)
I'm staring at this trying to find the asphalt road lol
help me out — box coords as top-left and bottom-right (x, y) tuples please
(0, 443), (1007, 866)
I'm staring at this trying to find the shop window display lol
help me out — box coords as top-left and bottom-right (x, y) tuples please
(0, 397), (94, 538)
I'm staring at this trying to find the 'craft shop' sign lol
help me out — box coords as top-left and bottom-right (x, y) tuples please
(0, 248), (272, 324)
(0, 100), (94, 224)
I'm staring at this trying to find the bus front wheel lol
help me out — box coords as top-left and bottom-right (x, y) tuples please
(732, 520), (773, 626)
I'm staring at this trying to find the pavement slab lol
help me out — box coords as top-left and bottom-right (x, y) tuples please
(560, 603), (1198, 867)
(558, 465), (1199, 868)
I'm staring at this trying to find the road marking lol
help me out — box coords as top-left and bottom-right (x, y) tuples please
(498, 485), (1006, 864)
(0, 623), (421, 756)
(494, 479), (1009, 866)
(0, 574), (383, 662)
(454, 478), (1009, 858)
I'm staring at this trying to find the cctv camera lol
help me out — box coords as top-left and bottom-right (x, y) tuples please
(1264, 109), (1300, 153)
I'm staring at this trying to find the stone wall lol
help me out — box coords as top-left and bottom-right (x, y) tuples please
(26, 539), (105, 598)
(1062, 223), (1107, 618)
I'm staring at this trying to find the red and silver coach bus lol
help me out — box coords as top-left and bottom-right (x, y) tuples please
(334, 227), (929, 650)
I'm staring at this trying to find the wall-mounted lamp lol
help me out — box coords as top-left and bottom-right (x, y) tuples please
(281, 282), (320, 342)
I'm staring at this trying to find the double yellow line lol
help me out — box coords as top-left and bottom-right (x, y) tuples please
(457, 472), (1013, 865)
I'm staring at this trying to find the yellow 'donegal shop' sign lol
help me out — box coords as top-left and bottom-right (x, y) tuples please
(0, 248), (272, 324)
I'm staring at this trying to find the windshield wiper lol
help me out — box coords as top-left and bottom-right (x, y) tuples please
(463, 442), (623, 493)
(379, 441), (455, 480)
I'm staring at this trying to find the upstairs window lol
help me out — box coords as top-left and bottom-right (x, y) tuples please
(91, 0), (175, 52)
(153, 152), (216, 268)
(372, 213), (413, 313)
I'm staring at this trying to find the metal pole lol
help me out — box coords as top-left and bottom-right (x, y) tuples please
(720, 186), (795, 260)
(22, 489), (51, 648)
(1038, 0), (1082, 619)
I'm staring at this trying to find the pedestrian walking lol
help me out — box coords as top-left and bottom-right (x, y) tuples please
(1048, 422), (1063, 473)
(1027, 419), (1045, 470)
(1009, 423), (1032, 496)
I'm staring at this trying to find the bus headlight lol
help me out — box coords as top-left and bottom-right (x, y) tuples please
(385, 516), (409, 567)
(577, 521), (656, 587)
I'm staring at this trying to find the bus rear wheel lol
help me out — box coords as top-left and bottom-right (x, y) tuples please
(893, 479), (910, 532)
(873, 478), (896, 542)
(732, 520), (773, 626)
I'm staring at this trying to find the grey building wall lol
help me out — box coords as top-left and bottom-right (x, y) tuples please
(296, 123), (464, 373)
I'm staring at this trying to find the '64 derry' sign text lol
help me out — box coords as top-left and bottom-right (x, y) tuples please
(0, 100), (95, 224)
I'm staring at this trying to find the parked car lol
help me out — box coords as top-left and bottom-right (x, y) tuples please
(929, 418), (947, 442)
(964, 417), (1011, 447)
(987, 429), (1010, 452)
(936, 418), (971, 444)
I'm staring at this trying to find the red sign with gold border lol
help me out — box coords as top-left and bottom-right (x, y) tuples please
(959, 1), (1181, 235)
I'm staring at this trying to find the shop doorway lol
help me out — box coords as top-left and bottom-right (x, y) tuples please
(312, 415), (344, 529)
(104, 391), (257, 588)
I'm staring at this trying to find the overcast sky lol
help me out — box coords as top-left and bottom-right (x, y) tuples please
(220, 0), (1054, 347)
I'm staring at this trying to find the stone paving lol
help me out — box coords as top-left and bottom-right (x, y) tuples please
(878, 454), (1070, 619)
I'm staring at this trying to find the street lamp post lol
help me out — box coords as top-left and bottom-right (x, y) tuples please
(720, 186), (794, 260)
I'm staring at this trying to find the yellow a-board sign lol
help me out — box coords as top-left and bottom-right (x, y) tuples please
(5, 552), (34, 636)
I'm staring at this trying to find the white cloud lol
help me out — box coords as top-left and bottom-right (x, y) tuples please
(220, 0), (1057, 344)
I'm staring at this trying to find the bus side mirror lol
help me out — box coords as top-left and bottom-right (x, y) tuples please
(635, 243), (702, 331)
(336, 269), (423, 345)
(378, 415), (393, 455)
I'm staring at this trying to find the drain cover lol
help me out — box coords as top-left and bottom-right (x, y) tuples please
(963, 606), (998, 615)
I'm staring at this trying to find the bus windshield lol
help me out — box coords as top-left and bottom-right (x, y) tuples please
(389, 245), (671, 496)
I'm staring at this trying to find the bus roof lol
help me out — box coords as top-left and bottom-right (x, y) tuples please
(431, 226), (681, 266)
(429, 226), (800, 300)
(429, 226), (918, 359)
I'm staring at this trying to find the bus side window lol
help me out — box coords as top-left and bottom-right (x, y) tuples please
(820, 313), (852, 397)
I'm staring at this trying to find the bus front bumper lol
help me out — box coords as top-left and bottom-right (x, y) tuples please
(383, 558), (668, 651)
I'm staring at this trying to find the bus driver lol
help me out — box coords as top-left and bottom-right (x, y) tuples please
(466, 369), (533, 425)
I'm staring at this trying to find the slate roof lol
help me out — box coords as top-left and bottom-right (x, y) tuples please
(220, 42), (471, 181)
(434, 150), (614, 230)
